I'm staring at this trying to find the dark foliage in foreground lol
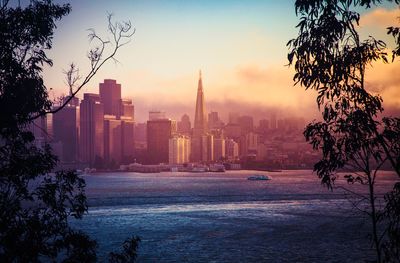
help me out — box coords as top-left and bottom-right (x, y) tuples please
(109, 236), (141, 263)
(0, 0), (138, 262)
(288, 0), (400, 262)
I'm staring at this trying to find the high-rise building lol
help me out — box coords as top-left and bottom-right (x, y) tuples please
(99, 79), (122, 117)
(201, 134), (214, 162)
(149, 110), (166, 121)
(80, 93), (104, 166)
(191, 71), (213, 162)
(246, 132), (259, 154)
(225, 139), (239, 161)
(147, 119), (177, 164)
(177, 114), (191, 135)
(52, 98), (80, 163)
(169, 135), (191, 164)
(193, 71), (208, 137)
(134, 122), (147, 149)
(104, 115), (122, 165)
(120, 98), (134, 120)
(121, 117), (135, 163)
(213, 137), (226, 161)
(28, 116), (48, 148)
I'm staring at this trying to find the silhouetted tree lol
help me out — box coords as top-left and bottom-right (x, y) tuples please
(0, 0), (138, 261)
(288, 0), (400, 262)
(109, 236), (141, 263)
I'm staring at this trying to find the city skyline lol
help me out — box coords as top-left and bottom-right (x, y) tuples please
(43, 1), (400, 122)
(42, 75), (313, 170)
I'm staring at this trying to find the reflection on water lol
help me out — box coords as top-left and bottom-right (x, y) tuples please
(71, 170), (397, 262)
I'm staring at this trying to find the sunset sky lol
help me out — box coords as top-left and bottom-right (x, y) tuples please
(44, 0), (400, 122)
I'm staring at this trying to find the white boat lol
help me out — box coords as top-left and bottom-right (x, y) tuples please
(247, 175), (271, 181)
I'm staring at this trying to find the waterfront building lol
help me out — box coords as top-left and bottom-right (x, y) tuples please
(169, 135), (191, 164)
(225, 139), (239, 161)
(213, 137), (226, 161)
(104, 115), (122, 165)
(99, 79), (122, 117)
(191, 70), (213, 162)
(134, 122), (147, 149)
(80, 93), (104, 166)
(52, 97), (80, 163)
(147, 118), (177, 164)
(121, 117), (135, 163)
(28, 116), (48, 148)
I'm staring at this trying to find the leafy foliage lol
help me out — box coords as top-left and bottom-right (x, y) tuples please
(288, 0), (400, 262)
(0, 1), (139, 262)
(109, 236), (141, 263)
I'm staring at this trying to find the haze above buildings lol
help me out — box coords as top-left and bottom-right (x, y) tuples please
(43, 1), (400, 122)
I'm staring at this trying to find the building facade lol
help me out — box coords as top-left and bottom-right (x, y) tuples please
(80, 93), (104, 166)
(147, 119), (177, 164)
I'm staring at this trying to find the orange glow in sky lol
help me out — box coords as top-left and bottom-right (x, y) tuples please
(44, 1), (400, 122)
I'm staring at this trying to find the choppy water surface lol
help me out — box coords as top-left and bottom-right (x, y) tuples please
(71, 170), (397, 262)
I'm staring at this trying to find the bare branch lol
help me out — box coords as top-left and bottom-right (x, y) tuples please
(29, 14), (135, 120)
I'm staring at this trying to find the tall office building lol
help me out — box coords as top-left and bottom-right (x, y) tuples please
(225, 139), (239, 161)
(169, 135), (191, 164)
(213, 137), (225, 161)
(99, 79), (122, 117)
(103, 115), (122, 164)
(52, 98), (80, 163)
(193, 71), (208, 137)
(177, 114), (191, 135)
(134, 122), (147, 148)
(28, 116), (48, 148)
(120, 98), (134, 120)
(191, 71), (213, 162)
(149, 111), (166, 121)
(80, 93), (104, 166)
(147, 119), (177, 164)
(121, 117), (135, 162)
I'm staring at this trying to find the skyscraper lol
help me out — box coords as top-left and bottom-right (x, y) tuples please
(120, 98), (134, 120)
(103, 115), (122, 165)
(191, 71), (213, 162)
(121, 117), (135, 163)
(169, 135), (191, 164)
(52, 98), (80, 163)
(147, 118), (177, 164)
(80, 93), (104, 166)
(99, 79), (122, 117)
(193, 70), (208, 137)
